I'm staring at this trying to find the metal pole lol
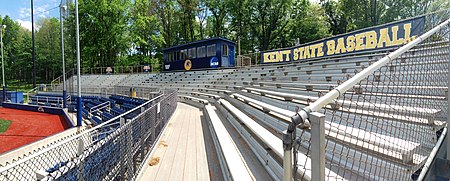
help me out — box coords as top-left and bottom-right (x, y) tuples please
(31, 0), (36, 88)
(60, 3), (67, 108)
(75, 0), (82, 127)
(0, 25), (5, 102)
(282, 130), (293, 181)
(447, 26), (450, 160)
(310, 112), (325, 181)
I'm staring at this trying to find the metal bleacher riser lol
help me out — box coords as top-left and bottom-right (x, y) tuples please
(204, 104), (255, 180)
(232, 90), (441, 149)
(217, 99), (350, 180)
(227, 49), (447, 79)
(241, 86), (446, 127)
(221, 95), (425, 180)
(232, 58), (448, 79)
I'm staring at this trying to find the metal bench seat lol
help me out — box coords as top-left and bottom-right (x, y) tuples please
(231, 93), (421, 164)
(205, 105), (254, 180)
(218, 99), (345, 181)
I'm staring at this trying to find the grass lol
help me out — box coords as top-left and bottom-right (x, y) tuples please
(0, 119), (12, 134)
(7, 83), (35, 92)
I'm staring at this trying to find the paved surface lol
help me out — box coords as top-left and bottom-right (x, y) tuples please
(0, 108), (68, 154)
(140, 103), (210, 181)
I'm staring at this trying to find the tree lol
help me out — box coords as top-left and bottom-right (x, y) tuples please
(250, 0), (292, 51)
(76, 0), (131, 68)
(286, 0), (331, 45)
(321, 0), (348, 35)
(227, 0), (253, 54)
(154, 0), (176, 48)
(178, 0), (199, 42)
(205, 0), (228, 37)
(130, 0), (164, 65)
(35, 18), (61, 82)
(196, 0), (208, 40)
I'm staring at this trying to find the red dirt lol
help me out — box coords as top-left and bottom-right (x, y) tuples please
(0, 108), (69, 154)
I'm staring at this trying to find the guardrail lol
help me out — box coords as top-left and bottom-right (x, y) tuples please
(0, 90), (177, 180)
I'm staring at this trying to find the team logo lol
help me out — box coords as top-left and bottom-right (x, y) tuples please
(164, 64), (170, 70)
(184, 60), (192, 71)
(210, 57), (219, 68)
(38, 107), (45, 112)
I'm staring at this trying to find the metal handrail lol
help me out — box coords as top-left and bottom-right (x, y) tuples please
(89, 101), (110, 114)
(26, 87), (38, 103)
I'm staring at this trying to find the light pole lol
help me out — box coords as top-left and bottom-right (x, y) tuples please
(75, 0), (82, 127)
(0, 25), (6, 102)
(60, 2), (67, 108)
(31, 0), (36, 89)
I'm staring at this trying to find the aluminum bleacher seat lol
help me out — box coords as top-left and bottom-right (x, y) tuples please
(218, 99), (345, 180)
(205, 104), (254, 180)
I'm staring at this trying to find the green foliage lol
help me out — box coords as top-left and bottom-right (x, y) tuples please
(0, 119), (12, 134)
(36, 18), (62, 82)
(0, 0), (448, 88)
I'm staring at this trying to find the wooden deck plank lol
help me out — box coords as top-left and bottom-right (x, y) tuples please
(153, 104), (187, 180)
(167, 105), (190, 180)
(182, 107), (197, 180)
(140, 105), (180, 180)
(140, 103), (210, 181)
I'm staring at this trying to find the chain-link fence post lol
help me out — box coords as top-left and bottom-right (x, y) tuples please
(77, 139), (85, 181)
(447, 25), (450, 160)
(310, 112), (325, 181)
(282, 130), (293, 181)
(140, 106), (146, 162)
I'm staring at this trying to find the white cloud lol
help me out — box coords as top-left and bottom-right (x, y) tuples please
(16, 1), (60, 31)
(17, 19), (33, 31)
(19, 4), (51, 19)
(19, 8), (31, 19)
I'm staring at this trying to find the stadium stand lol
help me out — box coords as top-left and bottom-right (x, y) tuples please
(4, 14), (448, 181)
(45, 38), (449, 180)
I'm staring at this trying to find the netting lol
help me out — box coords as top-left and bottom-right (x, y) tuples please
(292, 12), (449, 180)
(0, 90), (177, 180)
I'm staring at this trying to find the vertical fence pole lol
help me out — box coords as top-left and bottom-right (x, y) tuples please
(310, 112), (325, 181)
(77, 139), (85, 181)
(75, 0), (82, 127)
(282, 130), (293, 181)
(60, 3), (67, 108)
(447, 30), (450, 160)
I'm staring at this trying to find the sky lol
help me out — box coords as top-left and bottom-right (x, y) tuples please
(0, 0), (60, 31)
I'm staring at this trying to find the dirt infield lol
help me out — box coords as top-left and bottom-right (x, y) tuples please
(0, 108), (69, 154)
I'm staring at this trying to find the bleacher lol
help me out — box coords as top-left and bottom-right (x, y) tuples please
(29, 92), (147, 130)
(41, 21), (450, 180)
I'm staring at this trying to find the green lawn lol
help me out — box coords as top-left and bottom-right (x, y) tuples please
(7, 83), (35, 92)
(0, 119), (12, 134)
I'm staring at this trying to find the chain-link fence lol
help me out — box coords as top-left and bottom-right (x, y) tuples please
(286, 11), (450, 181)
(0, 90), (177, 181)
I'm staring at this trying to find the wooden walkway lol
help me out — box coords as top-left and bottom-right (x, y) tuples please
(139, 103), (210, 181)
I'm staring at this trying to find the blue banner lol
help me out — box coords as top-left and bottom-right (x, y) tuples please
(261, 16), (425, 63)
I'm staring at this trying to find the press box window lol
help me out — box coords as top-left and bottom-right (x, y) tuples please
(181, 49), (187, 60)
(207, 44), (216, 57)
(169, 52), (173, 62)
(222, 44), (228, 56)
(189, 48), (196, 59)
(197, 46), (206, 58)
